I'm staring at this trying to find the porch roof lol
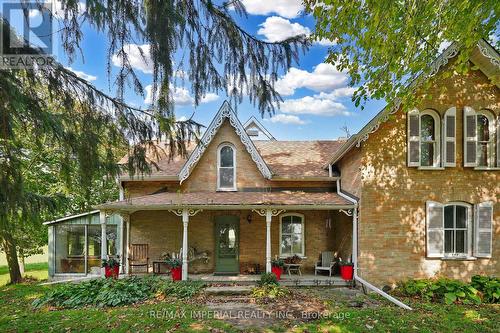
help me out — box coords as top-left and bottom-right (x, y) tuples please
(95, 191), (354, 212)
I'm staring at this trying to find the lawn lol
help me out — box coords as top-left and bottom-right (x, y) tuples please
(0, 262), (48, 286)
(0, 279), (498, 332)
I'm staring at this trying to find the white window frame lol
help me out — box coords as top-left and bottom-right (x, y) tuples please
(419, 110), (441, 168)
(476, 110), (496, 168)
(279, 213), (305, 257)
(443, 202), (473, 259)
(216, 143), (236, 191)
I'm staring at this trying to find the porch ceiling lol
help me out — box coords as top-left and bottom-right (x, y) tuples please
(95, 191), (354, 212)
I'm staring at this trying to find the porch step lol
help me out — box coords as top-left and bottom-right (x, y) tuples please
(205, 286), (253, 296)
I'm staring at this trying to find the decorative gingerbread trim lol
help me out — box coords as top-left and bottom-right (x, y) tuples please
(178, 101), (273, 183)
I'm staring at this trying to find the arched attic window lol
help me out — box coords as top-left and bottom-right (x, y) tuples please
(217, 143), (236, 191)
(464, 107), (498, 168)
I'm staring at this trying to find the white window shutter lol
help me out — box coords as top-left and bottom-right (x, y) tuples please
(426, 201), (444, 258)
(443, 107), (456, 167)
(474, 202), (493, 258)
(408, 109), (420, 167)
(463, 107), (477, 167)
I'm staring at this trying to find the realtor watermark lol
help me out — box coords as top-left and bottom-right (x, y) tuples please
(149, 309), (351, 321)
(1, 1), (55, 69)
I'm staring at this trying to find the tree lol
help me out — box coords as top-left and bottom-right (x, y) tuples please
(1, 1), (308, 283)
(306, 0), (499, 109)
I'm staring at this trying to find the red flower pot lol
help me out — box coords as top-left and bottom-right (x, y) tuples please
(105, 266), (119, 279)
(340, 265), (354, 280)
(171, 267), (182, 281)
(271, 266), (283, 280)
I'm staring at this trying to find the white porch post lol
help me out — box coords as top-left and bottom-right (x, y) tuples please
(100, 211), (107, 277)
(181, 209), (189, 281)
(253, 208), (284, 274)
(265, 210), (272, 273)
(126, 216), (131, 275)
(169, 208), (202, 281)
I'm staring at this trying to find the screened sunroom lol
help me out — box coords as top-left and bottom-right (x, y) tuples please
(45, 211), (123, 278)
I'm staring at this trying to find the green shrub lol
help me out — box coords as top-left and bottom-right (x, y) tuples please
(397, 277), (485, 305)
(258, 272), (278, 286)
(156, 280), (205, 299)
(33, 276), (161, 309)
(471, 275), (500, 303)
(252, 284), (289, 299)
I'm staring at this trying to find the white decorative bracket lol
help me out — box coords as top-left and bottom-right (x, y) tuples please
(252, 208), (284, 217)
(169, 208), (202, 217)
(340, 209), (353, 217)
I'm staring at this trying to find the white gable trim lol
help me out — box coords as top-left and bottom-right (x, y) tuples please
(243, 116), (276, 140)
(179, 101), (273, 183)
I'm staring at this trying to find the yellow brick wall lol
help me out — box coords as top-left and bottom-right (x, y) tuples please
(355, 64), (500, 286)
(129, 209), (345, 274)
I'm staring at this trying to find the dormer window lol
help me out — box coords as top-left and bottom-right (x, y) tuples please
(217, 143), (236, 190)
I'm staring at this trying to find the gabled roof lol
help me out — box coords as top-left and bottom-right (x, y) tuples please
(178, 101), (273, 183)
(243, 116), (276, 140)
(327, 39), (500, 166)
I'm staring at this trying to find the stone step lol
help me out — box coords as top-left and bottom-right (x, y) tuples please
(204, 286), (254, 296)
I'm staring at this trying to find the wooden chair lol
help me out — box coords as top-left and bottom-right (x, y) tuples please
(128, 244), (149, 274)
(315, 251), (336, 277)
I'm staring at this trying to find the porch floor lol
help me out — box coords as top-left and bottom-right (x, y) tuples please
(190, 274), (351, 286)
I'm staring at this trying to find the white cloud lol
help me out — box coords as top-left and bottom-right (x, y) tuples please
(145, 85), (219, 106)
(267, 114), (306, 125)
(257, 16), (310, 42)
(30, 1), (86, 19)
(112, 44), (153, 74)
(65, 66), (97, 81)
(313, 87), (356, 100)
(239, 0), (303, 19)
(275, 63), (348, 96)
(280, 96), (351, 117)
(257, 16), (336, 46)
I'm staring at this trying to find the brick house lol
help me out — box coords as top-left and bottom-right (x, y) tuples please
(47, 40), (498, 290)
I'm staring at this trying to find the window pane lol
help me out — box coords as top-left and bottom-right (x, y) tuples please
(292, 237), (302, 254)
(420, 142), (434, 166)
(456, 230), (466, 254)
(444, 230), (454, 253)
(281, 235), (292, 254)
(456, 206), (467, 229)
(282, 221), (293, 233)
(220, 146), (234, 167)
(291, 222), (302, 234)
(477, 115), (490, 141)
(87, 225), (101, 274)
(444, 206), (454, 228)
(55, 225), (85, 273)
(219, 167), (234, 188)
(477, 143), (489, 167)
(421, 115), (435, 140)
(107, 225), (118, 256)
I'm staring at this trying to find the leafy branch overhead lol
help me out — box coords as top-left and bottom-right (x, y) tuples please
(306, 0), (499, 109)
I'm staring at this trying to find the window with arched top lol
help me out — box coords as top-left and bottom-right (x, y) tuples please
(217, 143), (236, 190)
(464, 107), (498, 168)
(408, 109), (442, 167)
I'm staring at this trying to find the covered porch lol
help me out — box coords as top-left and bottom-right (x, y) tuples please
(96, 191), (356, 281)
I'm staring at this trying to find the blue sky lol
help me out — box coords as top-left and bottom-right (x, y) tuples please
(4, 0), (387, 140)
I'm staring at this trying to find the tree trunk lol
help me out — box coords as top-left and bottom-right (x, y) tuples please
(18, 253), (25, 276)
(1, 231), (22, 284)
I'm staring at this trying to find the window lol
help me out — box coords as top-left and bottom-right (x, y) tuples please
(408, 109), (441, 167)
(426, 201), (493, 259)
(280, 214), (304, 257)
(217, 144), (236, 190)
(444, 205), (469, 256)
(464, 107), (498, 168)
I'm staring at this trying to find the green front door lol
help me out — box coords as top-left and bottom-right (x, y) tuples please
(214, 216), (239, 275)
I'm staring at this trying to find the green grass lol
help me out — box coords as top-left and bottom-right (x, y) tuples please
(0, 262), (48, 286)
(0, 281), (497, 332)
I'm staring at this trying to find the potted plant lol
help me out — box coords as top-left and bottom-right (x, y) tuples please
(102, 257), (120, 279)
(271, 258), (284, 280)
(339, 261), (354, 280)
(166, 258), (182, 281)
